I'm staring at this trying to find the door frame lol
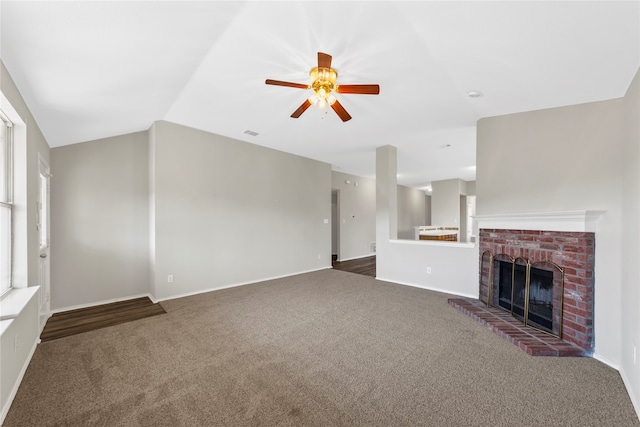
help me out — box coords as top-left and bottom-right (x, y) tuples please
(331, 189), (340, 261)
(37, 153), (50, 330)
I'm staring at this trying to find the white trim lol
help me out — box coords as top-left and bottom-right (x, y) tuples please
(593, 352), (620, 371)
(336, 254), (375, 262)
(375, 276), (478, 299)
(38, 312), (50, 335)
(389, 239), (475, 248)
(0, 287), (39, 320)
(474, 210), (605, 233)
(0, 332), (38, 425)
(1, 91), (27, 290)
(0, 318), (13, 337)
(51, 267), (334, 311)
(157, 266), (332, 302)
(619, 367), (640, 421)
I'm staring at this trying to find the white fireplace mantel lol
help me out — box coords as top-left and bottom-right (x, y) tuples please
(473, 210), (605, 233)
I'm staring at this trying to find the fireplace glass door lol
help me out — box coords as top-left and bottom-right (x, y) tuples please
(527, 267), (554, 332)
(491, 256), (562, 337)
(497, 260), (526, 321)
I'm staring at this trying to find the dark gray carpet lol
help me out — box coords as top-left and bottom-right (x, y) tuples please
(4, 269), (639, 426)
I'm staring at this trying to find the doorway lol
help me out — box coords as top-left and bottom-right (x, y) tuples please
(459, 194), (476, 243)
(37, 155), (50, 330)
(331, 190), (340, 262)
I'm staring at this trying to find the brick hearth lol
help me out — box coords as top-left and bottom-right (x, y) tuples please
(449, 298), (587, 356)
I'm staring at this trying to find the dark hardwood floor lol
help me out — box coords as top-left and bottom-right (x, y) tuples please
(40, 297), (166, 342)
(332, 255), (376, 277)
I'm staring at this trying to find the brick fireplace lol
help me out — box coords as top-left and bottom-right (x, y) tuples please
(449, 211), (602, 356)
(479, 228), (595, 351)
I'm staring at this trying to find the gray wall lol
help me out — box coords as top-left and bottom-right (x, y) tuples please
(431, 178), (463, 226)
(331, 171), (376, 260)
(1, 61), (50, 423)
(476, 67), (640, 406)
(425, 195), (431, 225)
(0, 62), (49, 288)
(397, 184), (426, 239)
(151, 121), (331, 300)
(51, 132), (150, 309)
(331, 171), (427, 259)
(621, 68), (640, 417)
(50, 121), (333, 306)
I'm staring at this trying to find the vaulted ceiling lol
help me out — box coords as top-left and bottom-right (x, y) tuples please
(1, 1), (638, 190)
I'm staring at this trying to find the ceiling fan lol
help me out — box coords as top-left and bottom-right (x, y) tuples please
(265, 52), (380, 122)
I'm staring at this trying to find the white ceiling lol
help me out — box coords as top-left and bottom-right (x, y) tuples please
(1, 1), (638, 190)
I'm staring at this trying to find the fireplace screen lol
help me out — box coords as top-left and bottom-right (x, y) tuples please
(487, 253), (564, 337)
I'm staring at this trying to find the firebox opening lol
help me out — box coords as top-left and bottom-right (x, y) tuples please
(497, 260), (555, 334)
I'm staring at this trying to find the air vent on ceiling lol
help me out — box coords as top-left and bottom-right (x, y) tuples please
(243, 130), (259, 137)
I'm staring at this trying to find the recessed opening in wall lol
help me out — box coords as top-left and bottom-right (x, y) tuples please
(489, 254), (563, 337)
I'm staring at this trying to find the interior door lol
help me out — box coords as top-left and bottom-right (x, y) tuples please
(37, 156), (50, 330)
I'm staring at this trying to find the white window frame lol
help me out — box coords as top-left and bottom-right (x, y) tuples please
(0, 109), (13, 297)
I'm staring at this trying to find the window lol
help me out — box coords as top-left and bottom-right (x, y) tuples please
(0, 111), (13, 296)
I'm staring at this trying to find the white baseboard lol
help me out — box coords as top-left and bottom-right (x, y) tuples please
(157, 266), (332, 303)
(374, 276), (478, 299)
(619, 367), (640, 422)
(50, 267), (336, 311)
(336, 253), (375, 262)
(0, 336), (38, 426)
(593, 352), (620, 371)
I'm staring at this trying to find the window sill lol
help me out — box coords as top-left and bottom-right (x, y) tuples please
(0, 287), (39, 320)
(0, 318), (13, 336)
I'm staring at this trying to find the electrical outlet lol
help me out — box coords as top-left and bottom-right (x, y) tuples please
(14, 335), (18, 353)
(167, 275), (173, 283)
(317, 254), (321, 260)
(427, 267), (432, 274)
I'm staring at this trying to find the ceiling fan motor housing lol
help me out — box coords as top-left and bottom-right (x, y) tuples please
(310, 66), (337, 92)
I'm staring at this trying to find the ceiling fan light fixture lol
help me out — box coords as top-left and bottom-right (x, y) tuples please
(309, 93), (337, 109)
(309, 66), (338, 110)
(265, 52), (379, 122)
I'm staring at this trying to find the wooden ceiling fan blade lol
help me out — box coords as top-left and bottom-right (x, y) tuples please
(317, 52), (332, 70)
(265, 79), (309, 89)
(336, 84), (380, 95)
(331, 100), (352, 122)
(291, 100), (312, 118)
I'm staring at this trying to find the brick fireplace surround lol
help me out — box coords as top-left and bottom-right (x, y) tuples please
(449, 211), (601, 357)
